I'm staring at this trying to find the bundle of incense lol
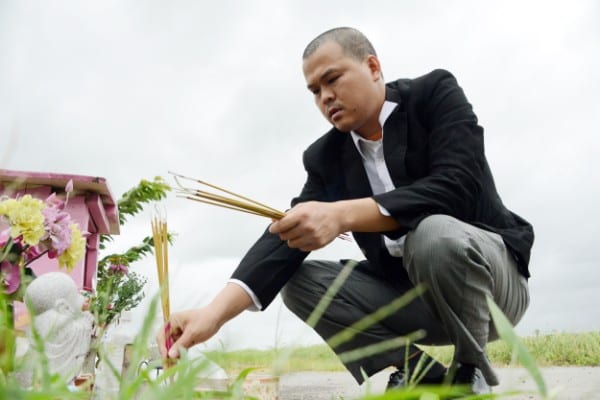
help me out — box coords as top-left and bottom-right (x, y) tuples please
(170, 171), (351, 242)
(171, 171), (284, 220)
(151, 214), (173, 370)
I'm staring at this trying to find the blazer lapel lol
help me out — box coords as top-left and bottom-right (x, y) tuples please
(340, 133), (373, 199)
(383, 85), (410, 186)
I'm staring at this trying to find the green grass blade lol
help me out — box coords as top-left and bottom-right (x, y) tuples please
(486, 296), (548, 397)
(361, 384), (471, 399)
(338, 332), (425, 365)
(327, 284), (426, 350)
(305, 260), (358, 328)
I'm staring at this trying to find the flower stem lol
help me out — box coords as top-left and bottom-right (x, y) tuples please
(0, 237), (14, 262)
(0, 298), (15, 373)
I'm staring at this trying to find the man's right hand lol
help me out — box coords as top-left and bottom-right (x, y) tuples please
(156, 307), (221, 359)
(156, 282), (254, 359)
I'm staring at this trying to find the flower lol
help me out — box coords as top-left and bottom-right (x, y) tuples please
(0, 229), (9, 248)
(42, 194), (73, 258)
(108, 263), (128, 275)
(0, 261), (20, 295)
(65, 179), (74, 194)
(0, 182), (86, 300)
(0, 195), (46, 246)
(57, 224), (86, 270)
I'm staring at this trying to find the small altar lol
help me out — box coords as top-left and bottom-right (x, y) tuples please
(0, 169), (120, 328)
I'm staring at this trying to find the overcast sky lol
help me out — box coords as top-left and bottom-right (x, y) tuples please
(1, 0), (599, 350)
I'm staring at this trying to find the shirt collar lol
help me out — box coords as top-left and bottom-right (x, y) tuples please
(350, 100), (398, 159)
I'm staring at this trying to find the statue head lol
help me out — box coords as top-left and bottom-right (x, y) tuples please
(25, 271), (85, 318)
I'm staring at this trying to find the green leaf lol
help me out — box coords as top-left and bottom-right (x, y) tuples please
(487, 296), (548, 397)
(99, 176), (171, 248)
(92, 176), (174, 328)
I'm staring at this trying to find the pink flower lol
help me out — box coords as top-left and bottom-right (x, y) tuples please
(65, 179), (74, 194)
(23, 245), (44, 263)
(2, 230), (24, 252)
(43, 193), (65, 210)
(42, 194), (73, 257)
(1, 261), (20, 295)
(0, 229), (10, 247)
(109, 263), (128, 275)
(65, 180), (74, 206)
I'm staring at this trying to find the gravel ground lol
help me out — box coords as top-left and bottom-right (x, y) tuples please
(279, 367), (600, 399)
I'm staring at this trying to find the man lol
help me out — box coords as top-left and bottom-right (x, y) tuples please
(158, 27), (533, 394)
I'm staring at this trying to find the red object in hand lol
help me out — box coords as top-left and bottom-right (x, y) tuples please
(165, 322), (174, 356)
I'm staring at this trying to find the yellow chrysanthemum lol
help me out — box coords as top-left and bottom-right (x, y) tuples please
(0, 197), (17, 216)
(3, 195), (46, 246)
(0, 199), (9, 215)
(58, 223), (85, 270)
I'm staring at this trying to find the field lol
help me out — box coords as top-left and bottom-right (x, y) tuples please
(205, 331), (600, 374)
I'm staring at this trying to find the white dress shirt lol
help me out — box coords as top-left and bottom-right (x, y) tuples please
(349, 100), (405, 258)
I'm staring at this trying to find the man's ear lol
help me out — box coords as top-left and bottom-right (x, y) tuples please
(366, 55), (383, 81)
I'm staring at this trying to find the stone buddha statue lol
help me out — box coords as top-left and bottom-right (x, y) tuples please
(16, 272), (93, 386)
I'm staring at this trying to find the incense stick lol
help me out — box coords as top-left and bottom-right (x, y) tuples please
(152, 215), (170, 321)
(172, 178), (284, 220)
(175, 189), (285, 220)
(151, 212), (173, 372)
(170, 171), (352, 242)
(170, 171), (281, 214)
(177, 195), (276, 218)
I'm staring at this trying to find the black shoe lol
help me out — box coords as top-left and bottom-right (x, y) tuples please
(386, 369), (445, 391)
(386, 370), (408, 390)
(451, 363), (491, 395)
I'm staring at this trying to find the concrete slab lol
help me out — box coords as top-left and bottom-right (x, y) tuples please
(279, 367), (600, 399)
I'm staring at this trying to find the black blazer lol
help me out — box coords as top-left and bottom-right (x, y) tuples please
(232, 69), (534, 309)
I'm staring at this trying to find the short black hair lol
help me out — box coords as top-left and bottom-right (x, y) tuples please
(303, 27), (377, 61)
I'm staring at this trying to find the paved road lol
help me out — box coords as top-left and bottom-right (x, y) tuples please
(279, 367), (600, 399)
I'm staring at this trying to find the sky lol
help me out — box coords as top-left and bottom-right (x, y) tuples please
(1, 0), (599, 351)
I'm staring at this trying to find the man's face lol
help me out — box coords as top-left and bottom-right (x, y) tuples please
(303, 40), (383, 136)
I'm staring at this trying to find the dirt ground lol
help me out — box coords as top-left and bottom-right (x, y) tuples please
(279, 367), (600, 399)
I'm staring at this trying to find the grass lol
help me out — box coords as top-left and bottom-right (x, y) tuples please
(426, 331), (600, 367)
(205, 331), (600, 374)
(205, 344), (345, 374)
(4, 278), (596, 399)
(4, 292), (595, 400)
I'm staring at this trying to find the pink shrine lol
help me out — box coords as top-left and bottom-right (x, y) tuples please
(0, 169), (120, 292)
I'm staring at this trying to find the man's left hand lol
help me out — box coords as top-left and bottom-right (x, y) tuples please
(269, 201), (345, 251)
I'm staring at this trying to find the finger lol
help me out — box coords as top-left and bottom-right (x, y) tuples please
(292, 233), (332, 252)
(156, 326), (167, 358)
(270, 213), (300, 234)
(282, 228), (308, 247)
(287, 235), (313, 250)
(279, 228), (302, 242)
(295, 241), (318, 252)
(269, 219), (285, 234)
(168, 330), (195, 359)
(168, 341), (182, 359)
(268, 220), (279, 234)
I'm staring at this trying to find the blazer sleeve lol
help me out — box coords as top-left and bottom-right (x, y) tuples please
(230, 149), (326, 309)
(373, 70), (486, 231)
